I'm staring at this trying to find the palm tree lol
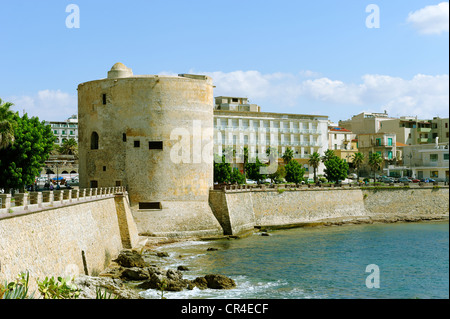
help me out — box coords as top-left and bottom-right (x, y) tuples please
(352, 152), (365, 182)
(368, 152), (383, 185)
(282, 147), (294, 164)
(0, 99), (16, 150)
(59, 138), (78, 157)
(308, 152), (321, 183)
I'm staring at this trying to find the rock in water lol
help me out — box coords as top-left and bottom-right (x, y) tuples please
(114, 250), (148, 268)
(190, 274), (236, 290)
(204, 274), (236, 289)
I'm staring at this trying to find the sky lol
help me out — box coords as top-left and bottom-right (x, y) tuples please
(0, 0), (448, 123)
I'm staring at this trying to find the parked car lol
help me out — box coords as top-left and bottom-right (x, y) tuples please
(246, 179), (257, 184)
(420, 178), (435, 183)
(398, 177), (411, 183)
(380, 176), (395, 183)
(410, 178), (420, 183)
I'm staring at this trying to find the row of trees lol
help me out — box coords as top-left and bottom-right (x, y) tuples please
(0, 99), (55, 192)
(214, 146), (384, 185)
(213, 147), (307, 184)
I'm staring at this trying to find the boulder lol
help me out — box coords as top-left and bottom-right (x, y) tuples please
(177, 265), (190, 271)
(120, 267), (150, 281)
(190, 274), (236, 290)
(156, 251), (170, 257)
(114, 250), (148, 268)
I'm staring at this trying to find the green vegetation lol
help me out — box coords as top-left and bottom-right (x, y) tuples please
(352, 152), (365, 182)
(368, 152), (383, 185)
(322, 150), (349, 184)
(284, 159), (305, 184)
(1, 271), (118, 299)
(245, 157), (267, 183)
(308, 151), (321, 183)
(0, 98), (54, 192)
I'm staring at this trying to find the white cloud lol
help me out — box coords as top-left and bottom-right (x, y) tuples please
(407, 2), (449, 35)
(197, 69), (448, 121)
(7, 89), (77, 121)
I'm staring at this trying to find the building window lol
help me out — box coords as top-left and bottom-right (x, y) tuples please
(103, 166), (106, 171)
(388, 138), (393, 146)
(134, 140), (140, 148)
(149, 141), (163, 150)
(232, 98), (239, 103)
(445, 122), (448, 128)
(90, 180), (98, 188)
(388, 151), (393, 159)
(102, 94), (107, 105)
(123, 133), (127, 142)
(115, 181), (122, 186)
(430, 154), (438, 162)
(90, 132), (99, 150)
(444, 153), (449, 161)
(431, 171), (439, 178)
(139, 202), (162, 210)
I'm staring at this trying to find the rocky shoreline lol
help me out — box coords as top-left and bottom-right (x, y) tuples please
(74, 215), (448, 299)
(75, 249), (236, 299)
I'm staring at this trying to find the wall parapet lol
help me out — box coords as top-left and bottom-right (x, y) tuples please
(0, 187), (126, 219)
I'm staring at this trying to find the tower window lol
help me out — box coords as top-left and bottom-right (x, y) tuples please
(123, 133), (127, 142)
(91, 132), (99, 150)
(103, 166), (106, 171)
(134, 140), (140, 148)
(102, 94), (107, 105)
(149, 141), (163, 150)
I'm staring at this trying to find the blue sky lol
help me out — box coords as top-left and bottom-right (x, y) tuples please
(0, 0), (448, 123)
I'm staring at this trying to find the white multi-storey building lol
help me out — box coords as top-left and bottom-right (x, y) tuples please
(45, 115), (78, 146)
(213, 97), (329, 178)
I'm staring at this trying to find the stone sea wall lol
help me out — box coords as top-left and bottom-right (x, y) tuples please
(0, 193), (139, 286)
(210, 186), (449, 234)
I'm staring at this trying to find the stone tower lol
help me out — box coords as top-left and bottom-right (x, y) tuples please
(77, 63), (223, 237)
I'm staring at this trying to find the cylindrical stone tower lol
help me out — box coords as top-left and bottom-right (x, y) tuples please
(78, 63), (222, 237)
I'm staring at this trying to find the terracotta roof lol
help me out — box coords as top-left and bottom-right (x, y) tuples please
(396, 142), (408, 147)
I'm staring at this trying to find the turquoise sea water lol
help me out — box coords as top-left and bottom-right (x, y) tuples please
(140, 221), (449, 299)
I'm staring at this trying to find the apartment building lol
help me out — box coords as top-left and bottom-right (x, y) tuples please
(213, 97), (329, 178)
(402, 142), (449, 181)
(45, 114), (78, 146)
(328, 126), (358, 165)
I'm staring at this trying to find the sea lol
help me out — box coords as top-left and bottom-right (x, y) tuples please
(140, 221), (449, 299)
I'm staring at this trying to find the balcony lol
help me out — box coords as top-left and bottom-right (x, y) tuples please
(417, 138), (431, 144)
(417, 127), (432, 133)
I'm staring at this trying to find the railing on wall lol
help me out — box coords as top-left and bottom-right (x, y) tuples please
(0, 187), (126, 216)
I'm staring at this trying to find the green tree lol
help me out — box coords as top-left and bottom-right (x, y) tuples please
(308, 151), (321, 183)
(0, 113), (54, 192)
(323, 155), (349, 184)
(213, 155), (232, 183)
(245, 157), (267, 183)
(230, 168), (246, 184)
(59, 138), (78, 157)
(284, 160), (305, 184)
(368, 152), (383, 184)
(352, 152), (365, 181)
(0, 99), (17, 150)
(268, 164), (286, 184)
(322, 149), (335, 163)
(282, 147), (294, 164)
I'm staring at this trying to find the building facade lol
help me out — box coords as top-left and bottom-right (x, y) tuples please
(45, 115), (78, 146)
(328, 126), (358, 165)
(213, 97), (329, 178)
